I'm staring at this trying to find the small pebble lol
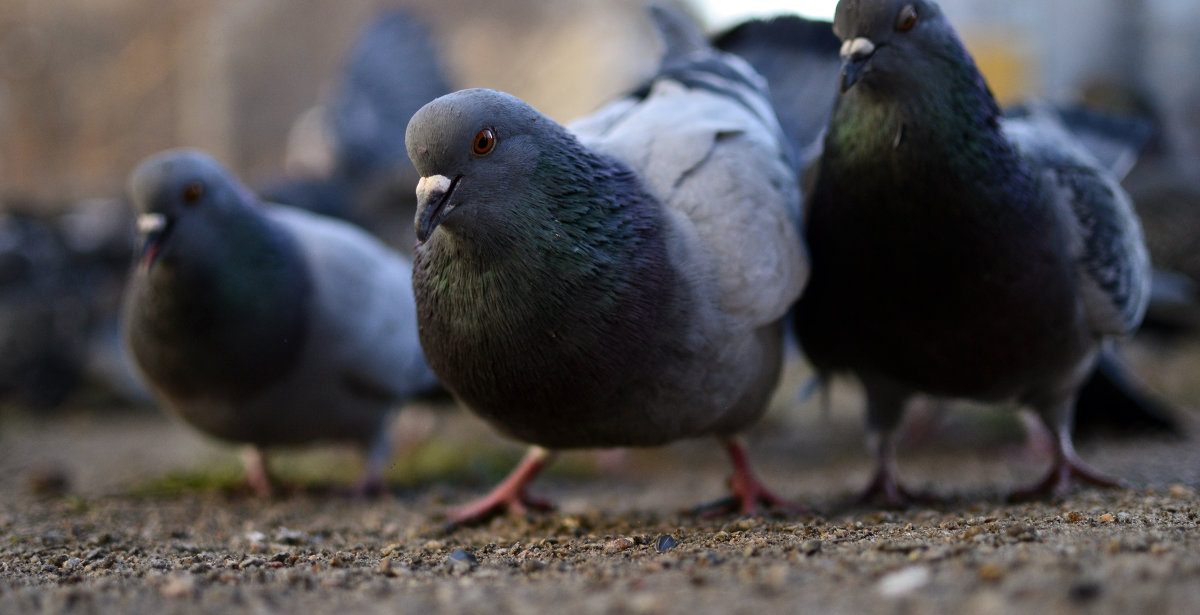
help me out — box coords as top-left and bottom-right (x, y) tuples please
(604, 537), (635, 553)
(1097, 513), (1114, 523)
(450, 548), (478, 571)
(27, 466), (70, 497)
(801, 540), (823, 556)
(379, 557), (396, 577)
(977, 563), (1004, 581)
(239, 557), (266, 569)
(1169, 484), (1195, 499)
(160, 575), (195, 598)
(1068, 581), (1102, 602)
(877, 566), (930, 598)
(1005, 524), (1038, 542)
(654, 534), (678, 553)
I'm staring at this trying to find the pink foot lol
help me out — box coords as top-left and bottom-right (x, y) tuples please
(854, 464), (935, 508)
(1009, 428), (1126, 501)
(852, 433), (937, 508)
(242, 446), (274, 498)
(445, 447), (556, 526)
(695, 438), (806, 516)
(348, 429), (392, 499)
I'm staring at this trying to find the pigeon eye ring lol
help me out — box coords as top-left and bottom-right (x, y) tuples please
(473, 128), (497, 156)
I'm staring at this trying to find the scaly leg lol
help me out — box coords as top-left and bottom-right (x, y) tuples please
(694, 437), (806, 516)
(1010, 418), (1127, 501)
(242, 446), (273, 498)
(350, 426), (393, 498)
(445, 446), (557, 526)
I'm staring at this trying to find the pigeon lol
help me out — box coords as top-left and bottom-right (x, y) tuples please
(713, 15), (843, 174)
(122, 149), (439, 496)
(793, 0), (1151, 505)
(262, 9), (451, 255)
(405, 6), (807, 524)
(713, 13), (1180, 441)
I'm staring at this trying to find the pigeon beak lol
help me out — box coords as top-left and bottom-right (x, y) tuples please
(136, 212), (168, 268)
(415, 174), (459, 244)
(839, 37), (876, 92)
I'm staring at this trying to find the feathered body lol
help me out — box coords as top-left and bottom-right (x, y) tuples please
(794, 0), (1149, 500)
(405, 6), (806, 519)
(124, 150), (436, 457)
(411, 79), (804, 448)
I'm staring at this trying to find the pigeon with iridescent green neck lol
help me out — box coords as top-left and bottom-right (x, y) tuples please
(794, 0), (1150, 505)
(406, 6), (807, 525)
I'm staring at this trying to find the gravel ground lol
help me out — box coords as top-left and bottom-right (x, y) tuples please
(2, 350), (1199, 615)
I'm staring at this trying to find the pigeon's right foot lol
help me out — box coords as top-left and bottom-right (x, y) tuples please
(444, 446), (556, 527)
(1009, 427), (1127, 501)
(241, 446), (274, 498)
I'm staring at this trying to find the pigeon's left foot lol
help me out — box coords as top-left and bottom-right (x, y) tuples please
(1009, 428), (1127, 501)
(444, 446), (556, 527)
(348, 429), (392, 498)
(694, 438), (805, 516)
(854, 464), (933, 508)
(241, 446), (274, 498)
(853, 436), (936, 508)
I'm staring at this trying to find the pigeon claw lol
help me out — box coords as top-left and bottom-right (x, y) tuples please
(853, 468), (937, 509)
(1008, 456), (1128, 502)
(690, 437), (807, 517)
(441, 446), (556, 528)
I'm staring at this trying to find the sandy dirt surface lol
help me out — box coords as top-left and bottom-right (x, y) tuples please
(2, 351), (1199, 615)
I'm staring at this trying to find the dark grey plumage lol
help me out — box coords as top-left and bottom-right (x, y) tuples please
(794, 0), (1151, 504)
(122, 149), (437, 495)
(405, 7), (806, 523)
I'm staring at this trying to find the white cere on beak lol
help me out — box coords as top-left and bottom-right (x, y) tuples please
(136, 213), (167, 235)
(840, 37), (876, 60)
(416, 174), (452, 201)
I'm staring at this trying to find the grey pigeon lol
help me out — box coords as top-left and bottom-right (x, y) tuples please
(405, 6), (807, 524)
(122, 149), (438, 496)
(794, 0), (1151, 505)
(262, 9), (452, 254)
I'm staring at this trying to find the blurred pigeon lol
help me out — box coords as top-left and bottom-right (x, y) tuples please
(329, 9), (451, 185)
(0, 209), (87, 408)
(405, 6), (807, 524)
(713, 15), (843, 174)
(794, 0), (1150, 505)
(263, 9), (451, 254)
(122, 149), (439, 496)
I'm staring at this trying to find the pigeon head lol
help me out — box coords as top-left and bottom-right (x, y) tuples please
(832, 0), (956, 93)
(128, 149), (257, 269)
(405, 88), (566, 246)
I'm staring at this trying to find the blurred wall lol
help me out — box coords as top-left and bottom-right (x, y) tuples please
(942, 0), (1200, 181)
(3, 0), (1196, 207)
(0, 0), (661, 206)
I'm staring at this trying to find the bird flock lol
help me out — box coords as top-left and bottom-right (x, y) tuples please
(117, 0), (1161, 527)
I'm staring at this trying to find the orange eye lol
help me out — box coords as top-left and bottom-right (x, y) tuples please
(182, 181), (205, 205)
(472, 128), (496, 156)
(895, 4), (918, 31)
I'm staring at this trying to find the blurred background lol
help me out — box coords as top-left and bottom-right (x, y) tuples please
(0, 0), (1197, 493)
